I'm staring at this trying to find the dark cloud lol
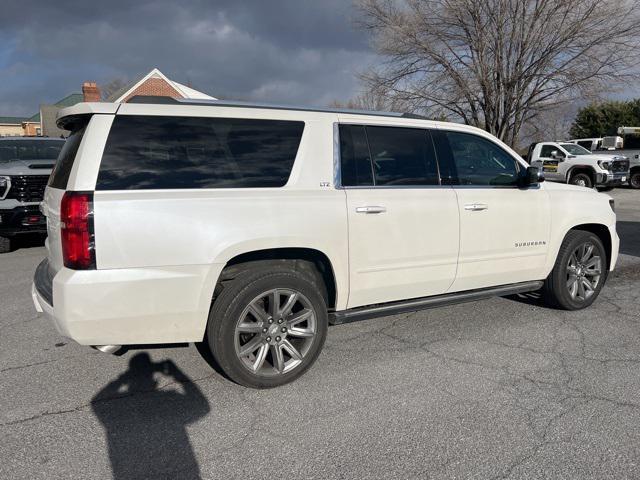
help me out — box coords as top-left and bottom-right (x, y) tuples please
(1, 0), (375, 116)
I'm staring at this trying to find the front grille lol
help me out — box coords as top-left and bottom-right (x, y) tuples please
(6, 175), (49, 203)
(611, 160), (629, 173)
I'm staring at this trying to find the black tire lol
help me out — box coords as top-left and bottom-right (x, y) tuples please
(0, 236), (10, 254)
(630, 170), (640, 189)
(569, 172), (593, 188)
(206, 263), (328, 388)
(542, 230), (607, 310)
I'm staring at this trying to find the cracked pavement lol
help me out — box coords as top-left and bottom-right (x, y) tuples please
(1, 188), (639, 479)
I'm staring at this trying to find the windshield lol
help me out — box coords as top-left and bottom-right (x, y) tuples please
(560, 143), (591, 155)
(0, 140), (64, 163)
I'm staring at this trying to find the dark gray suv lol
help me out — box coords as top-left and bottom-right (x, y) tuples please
(0, 137), (64, 253)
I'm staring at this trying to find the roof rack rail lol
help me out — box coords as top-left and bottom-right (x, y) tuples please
(125, 95), (429, 120)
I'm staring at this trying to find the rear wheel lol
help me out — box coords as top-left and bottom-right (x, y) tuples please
(206, 264), (328, 388)
(569, 173), (593, 188)
(542, 230), (606, 310)
(0, 236), (10, 254)
(630, 170), (640, 189)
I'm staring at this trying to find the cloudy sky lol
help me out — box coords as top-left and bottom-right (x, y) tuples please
(1, 0), (377, 117)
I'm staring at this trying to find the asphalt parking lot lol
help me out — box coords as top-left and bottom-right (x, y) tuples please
(1, 189), (639, 479)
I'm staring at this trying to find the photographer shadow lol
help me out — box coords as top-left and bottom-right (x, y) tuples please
(91, 353), (210, 480)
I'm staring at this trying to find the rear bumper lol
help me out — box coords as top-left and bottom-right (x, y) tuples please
(0, 205), (47, 236)
(32, 259), (222, 346)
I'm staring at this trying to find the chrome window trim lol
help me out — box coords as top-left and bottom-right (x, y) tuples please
(333, 122), (342, 189)
(0, 176), (11, 200)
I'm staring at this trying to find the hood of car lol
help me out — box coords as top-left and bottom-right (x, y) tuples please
(0, 159), (54, 176)
(578, 153), (627, 162)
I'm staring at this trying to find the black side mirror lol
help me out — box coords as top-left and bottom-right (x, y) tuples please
(522, 166), (544, 187)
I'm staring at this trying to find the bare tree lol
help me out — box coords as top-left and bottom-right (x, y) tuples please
(356, 0), (640, 146)
(330, 88), (398, 111)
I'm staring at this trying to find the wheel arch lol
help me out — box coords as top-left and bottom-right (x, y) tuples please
(567, 223), (612, 271)
(218, 247), (339, 310)
(567, 166), (596, 184)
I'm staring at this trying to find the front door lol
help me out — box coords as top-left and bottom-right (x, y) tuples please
(433, 129), (551, 292)
(339, 123), (460, 309)
(537, 144), (564, 181)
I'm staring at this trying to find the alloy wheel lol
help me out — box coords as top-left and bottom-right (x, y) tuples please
(566, 242), (601, 301)
(234, 288), (317, 376)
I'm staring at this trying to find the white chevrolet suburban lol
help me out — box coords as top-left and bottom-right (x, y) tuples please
(527, 141), (629, 189)
(32, 97), (619, 388)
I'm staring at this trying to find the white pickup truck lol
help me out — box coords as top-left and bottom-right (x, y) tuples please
(527, 142), (629, 190)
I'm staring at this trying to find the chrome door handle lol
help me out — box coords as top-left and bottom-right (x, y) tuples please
(355, 206), (387, 214)
(464, 203), (488, 211)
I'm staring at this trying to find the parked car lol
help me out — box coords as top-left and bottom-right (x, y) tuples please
(0, 137), (65, 253)
(527, 141), (628, 190)
(33, 98), (619, 388)
(598, 127), (640, 188)
(566, 137), (603, 152)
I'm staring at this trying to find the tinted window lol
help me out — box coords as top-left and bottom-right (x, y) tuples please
(97, 116), (305, 190)
(0, 140), (63, 163)
(366, 126), (439, 186)
(445, 131), (521, 186)
(624, 133), (640, 149)
(576, 140), (592, 150)
(339, 125), (373, 186)
(48, 126), (86, 189)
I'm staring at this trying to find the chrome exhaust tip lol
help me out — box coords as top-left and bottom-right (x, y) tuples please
(93, 344), (123, 355)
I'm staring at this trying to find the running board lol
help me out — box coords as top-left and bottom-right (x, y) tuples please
(330, 280), (544, 325)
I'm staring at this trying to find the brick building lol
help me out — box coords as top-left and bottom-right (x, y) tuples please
(106, 68), (215, 103)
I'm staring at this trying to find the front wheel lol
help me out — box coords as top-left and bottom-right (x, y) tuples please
(542, 230), (606, 310)
(206, 264), (328, 388)
(569, 173), (593, 188)
(630, 171), (640, 189)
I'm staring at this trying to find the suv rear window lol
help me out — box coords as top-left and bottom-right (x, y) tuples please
(96, 116), (305, 190)
(48, 125), (87, 189)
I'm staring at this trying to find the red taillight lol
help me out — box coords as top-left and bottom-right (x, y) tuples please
(60, 192), (95, 270)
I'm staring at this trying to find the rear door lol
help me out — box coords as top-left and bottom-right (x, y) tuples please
(340, 123), (459, 309)
(43, 114), (114, 273)
(44, 124), (88, 272)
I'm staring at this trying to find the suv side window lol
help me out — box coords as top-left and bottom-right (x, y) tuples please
(339, 125), (439, 187)
(367, 126), (439, 186)
(339, 125), (374, 186)
(97, 116), (305, 190)
(444, 131), (521, 187)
